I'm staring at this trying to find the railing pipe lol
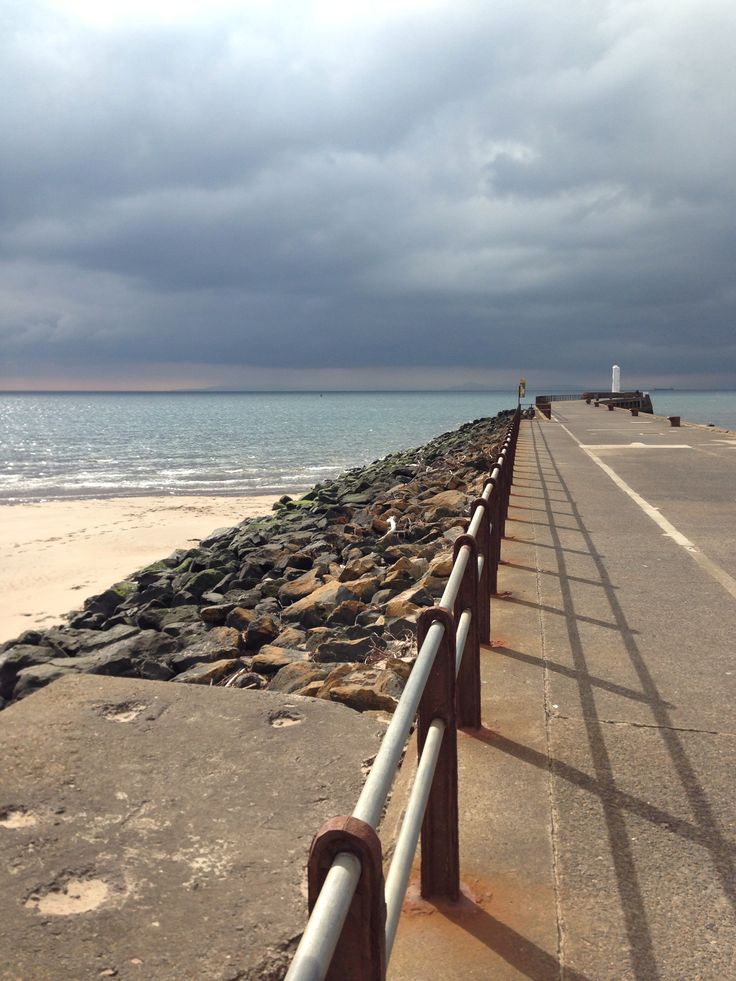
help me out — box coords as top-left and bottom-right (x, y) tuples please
(438, 544), (470, 612)
(454, 609), (472, 676)
(285, 852), (362, 981)
(352, 620), (445, 830)
(383, 718), (446, 957)
(416, 605), (459, 899)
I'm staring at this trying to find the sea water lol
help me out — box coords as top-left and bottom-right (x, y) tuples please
(0, 391), (518, 502)
(1, 390), (734, 502)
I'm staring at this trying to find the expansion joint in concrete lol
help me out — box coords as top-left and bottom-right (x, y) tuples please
(525, 435), (568, 981)
(551, 713), (733, 737)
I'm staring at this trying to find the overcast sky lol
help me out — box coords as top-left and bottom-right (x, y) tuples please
(1, 0), (734, 390)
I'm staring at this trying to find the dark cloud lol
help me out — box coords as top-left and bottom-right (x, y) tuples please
(1, 0), (735, 388)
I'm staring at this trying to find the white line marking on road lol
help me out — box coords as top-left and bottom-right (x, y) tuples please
(556, 420), (736, 602)
(581, 443), (691, 450)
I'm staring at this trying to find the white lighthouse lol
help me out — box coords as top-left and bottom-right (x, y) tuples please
(612, 364), (621, 393)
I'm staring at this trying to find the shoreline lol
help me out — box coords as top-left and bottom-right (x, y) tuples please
(0, 495), (279, 644)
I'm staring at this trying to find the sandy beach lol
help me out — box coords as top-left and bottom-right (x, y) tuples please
(0, 495), (278, 644)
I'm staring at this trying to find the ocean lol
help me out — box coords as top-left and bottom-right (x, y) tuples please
(1, 390), (734, 503)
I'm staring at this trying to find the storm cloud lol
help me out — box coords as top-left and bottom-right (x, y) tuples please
(1, 0), (735, 389)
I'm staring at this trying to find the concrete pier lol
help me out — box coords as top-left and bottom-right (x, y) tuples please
(390, 403), (736, 979)
(0, 677), (385, 980)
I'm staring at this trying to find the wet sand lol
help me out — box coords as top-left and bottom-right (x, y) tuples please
(0, 495), (278, 644)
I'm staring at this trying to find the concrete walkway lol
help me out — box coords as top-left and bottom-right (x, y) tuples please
(390, 404), (736, 980)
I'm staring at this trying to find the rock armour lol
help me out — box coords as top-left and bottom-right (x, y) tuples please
(0, 411), (512, 713)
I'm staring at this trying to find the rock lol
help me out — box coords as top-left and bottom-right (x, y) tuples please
(347, 575), (382, 602)
(423, 489), (469, 519)
(173, 659), (239, 685)
(200, 603), (236, 625)
(138, 659), (175, 681)
(82, 580), (138, 618)
(428, 552), (454, 577)
(267, 662), (332, 694)
(178, 568), (227, 599)
(312, 636), (377, 663)
(171, 627), (243, 671)
(384, 586), (434, 619)
(261, 577), (287, 598)
(325, 600), (367, 626)
(225, 669), (267, 689)
(318, 663), (406, 712)
(277, 567), (323, 605)
(251, 646), (309, 674)
(244, 613), (281, 651)
(13, 663), (77, 700)
(284, 551), (314, 570)
(138, 605), (200, 631)
(338, 553), (382, 581)
(0, 645), (63, 700)
(272, 626), (307, 648)
(420, 574), (448, 599)
(442, 525), (467, 543)
(280, 581), (360, 628)
(305, 627), (331, 651)
(223, 588), (262, 607)
(384, 556), (428, 585)
(384, 616), (419, 638)
(225, 607), (257, 630)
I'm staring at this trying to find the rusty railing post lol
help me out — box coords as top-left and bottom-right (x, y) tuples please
(471, 498), (491, 643)
(307, 816), (386, 980)
(416, 606), (459, 900)
(452, 534), (480, 728)
(485, 475), (500, 595)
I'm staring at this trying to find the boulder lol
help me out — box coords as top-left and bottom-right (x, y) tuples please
(423, 489), (469, 519)
(347, 575), (382, 602)
(82, 580), (138, 618)
(13, 663), (77, 700)
(318, 663), (406, 713)
(225, 606), (257, 630)
(280, 581), (360, 628)
(427, 551), (454, 577)
(244, 613), (281, 651)
(138, 605), (200, 631)
(272, 626), (307, 648)
(267, 662), (333, 694)
(171, 627), (243, 671)
(312, 635), (377, 664)
(251, 646), (309, 674)
(177, 568), (226, 599)
(173, 659), (239, 685)
(384, 586), (434, 619)
(0, 645), (64, 700)
(338, 553), (382, 582)
(200, 604), (236, 625)
(277, 567), (323, 605)
(325, 600), (367, 626)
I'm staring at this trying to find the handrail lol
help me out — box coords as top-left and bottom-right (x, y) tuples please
(285, 405), (522, 981)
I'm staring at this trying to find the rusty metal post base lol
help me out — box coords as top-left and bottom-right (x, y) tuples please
(307, 816), (386, 981)
(416, 606), (459, 901)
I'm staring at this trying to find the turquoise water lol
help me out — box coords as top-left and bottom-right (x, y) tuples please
(1, 390), (733, 502)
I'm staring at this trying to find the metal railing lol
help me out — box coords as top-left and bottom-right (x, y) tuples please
(285, 406), (522, 981)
